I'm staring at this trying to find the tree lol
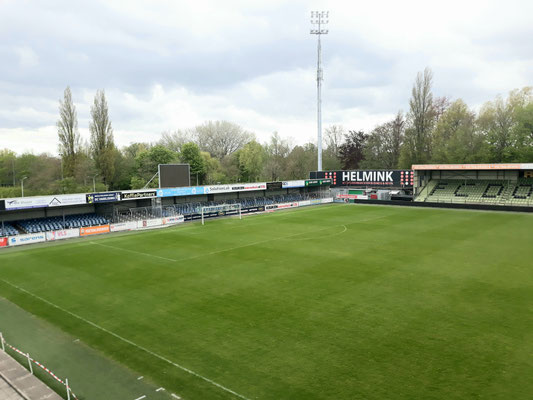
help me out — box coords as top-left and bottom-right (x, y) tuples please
(201, 152), (225, 184)
(323, 125), (344, 170)
(89, 89), (116, 186)
(238, 140), (265, 182)
(57, 86), (81, 177)
(431, 99), (485, 163)
(0, 149), (17, 186)
(324, 125), (344, 157)
(339, 130), (367, 169)
(400, 68), (435, 167)
(263, 132), (291, 181)
(180, 142), (206, 185)
(285, 143), (317, 179)
(513, 102), (533, 161)
(195, 121), (254, 159)
(477, 87), (533, 162)
(134, 145), (178, 187)
(159, 129), (194, 153)
(362, 112), (405, 169)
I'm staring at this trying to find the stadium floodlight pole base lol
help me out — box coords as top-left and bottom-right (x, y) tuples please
(201, 204), (242, 225)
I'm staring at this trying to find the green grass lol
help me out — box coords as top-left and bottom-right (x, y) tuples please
(1, 204), (533, 400)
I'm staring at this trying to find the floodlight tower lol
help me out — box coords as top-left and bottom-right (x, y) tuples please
(310, 11), (329, 172)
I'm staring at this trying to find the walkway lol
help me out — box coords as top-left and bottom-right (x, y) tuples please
(0, 349), (63, 400)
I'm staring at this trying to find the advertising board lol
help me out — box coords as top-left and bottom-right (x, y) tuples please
(157, 186), (205, 197)
(110, 221), (138, 232)
(305, 179), (332, 187)
(321, 197), (334, 203)
(121, 190), (157, 200)
(8, 233), (46, 246)
(336, 194), (368, 200)
(86, 192), (121, 203)
(266, 181), (283, 190)
(80, 225), (110, 236)
(266, 202), (299, 211)
(137, 218), (163, 229)
(45, 229), (80, 241)
(4, 193), (87, 210)
(163, 215), (185, 225)
(282, 180), (306, 188)
(183, 206), (265, 221)
(311, 170), (414, 188)
(0, 237), (7, 247)
(204, 182), (267, 194)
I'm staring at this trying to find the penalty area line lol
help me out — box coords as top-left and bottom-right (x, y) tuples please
(0, 279), (252, 400)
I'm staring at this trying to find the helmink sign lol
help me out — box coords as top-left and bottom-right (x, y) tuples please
(310, 170), (414, 188)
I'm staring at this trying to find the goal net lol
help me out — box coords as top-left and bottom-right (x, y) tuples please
(200, 203), (242, 225)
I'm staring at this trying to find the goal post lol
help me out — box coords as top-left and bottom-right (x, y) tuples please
(201, 203), (242, 225)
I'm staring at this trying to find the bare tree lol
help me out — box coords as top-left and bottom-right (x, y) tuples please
(57, 86), (81, 177)
(159, 129), (195, 153)
(324, 125), (344, 157)
(194, 121), (254, 159)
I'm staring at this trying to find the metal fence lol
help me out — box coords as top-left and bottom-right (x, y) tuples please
(0, 332), (77, 399)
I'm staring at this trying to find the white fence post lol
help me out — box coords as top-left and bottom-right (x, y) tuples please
(26, 352), (33, 374)
(0, 332), (4, 351)
(66, 378), (71, 400)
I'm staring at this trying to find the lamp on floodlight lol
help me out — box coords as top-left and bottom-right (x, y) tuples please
(310, 11), (329, 172)
(21, 176), (28, 197)
(92, 174), (99, 193)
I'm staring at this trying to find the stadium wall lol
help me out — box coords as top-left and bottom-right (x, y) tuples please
(347, 199), (533, 213)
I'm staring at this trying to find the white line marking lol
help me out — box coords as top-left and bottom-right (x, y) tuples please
(90, 241), (177, 262)
(171, 394), (181, 399)
(156, 387), (165, 391)
(172, 224), (351, 264)
(287, 225), (348, 241)
(134, 395), (146, 400)
(1, 279), (251, 400)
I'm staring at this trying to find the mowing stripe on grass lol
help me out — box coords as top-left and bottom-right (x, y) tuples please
(1, 279), (252, 400)
(89, 241), (178, 262)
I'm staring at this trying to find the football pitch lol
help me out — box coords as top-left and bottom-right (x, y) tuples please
(1, 204), (532, 400)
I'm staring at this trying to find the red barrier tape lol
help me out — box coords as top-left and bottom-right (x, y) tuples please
(3, 340), (78, 399)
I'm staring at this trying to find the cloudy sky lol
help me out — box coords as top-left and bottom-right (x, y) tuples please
(1, 0), (532, 155)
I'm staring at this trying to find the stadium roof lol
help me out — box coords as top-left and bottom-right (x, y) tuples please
(412, 163), (533, 171)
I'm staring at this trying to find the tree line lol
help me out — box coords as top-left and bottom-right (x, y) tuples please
(1, 68), (532, 198)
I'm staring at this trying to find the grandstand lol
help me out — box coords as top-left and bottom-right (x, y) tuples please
(113, 193), (317, 223)
(413, 164), (533, 207)
(0, 221), (18, 237)
(17, 214), (109, 233)
(1, 190), (324, 236)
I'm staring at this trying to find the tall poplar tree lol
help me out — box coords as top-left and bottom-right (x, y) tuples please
(57, 86), (81, 177)
(89, 89), (116, 186)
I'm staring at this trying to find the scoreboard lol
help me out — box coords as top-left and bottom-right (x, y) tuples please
(310, 170), (414, 188)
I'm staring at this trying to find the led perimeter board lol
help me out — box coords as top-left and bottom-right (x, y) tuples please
(159, 164), (190, 188)
(310, 170), (414, 188)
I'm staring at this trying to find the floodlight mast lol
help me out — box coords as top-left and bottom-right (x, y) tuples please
(310, 11), (329, 172)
